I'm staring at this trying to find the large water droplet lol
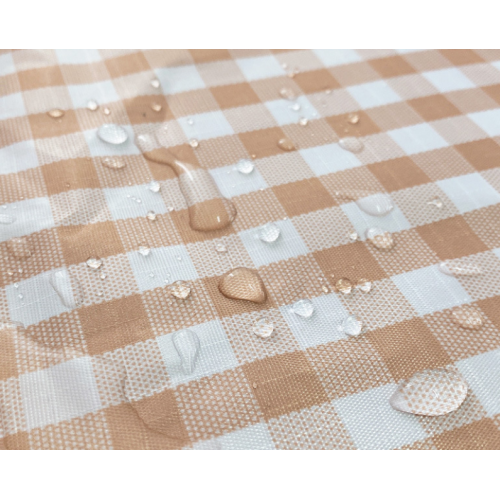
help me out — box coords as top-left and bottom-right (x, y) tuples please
(86, 257), (102, 270)
(339, 137), (363, 153)
(138, 246), (151, 257)
(0, 214), (16, 224)
(235, 159), (255, 175)
(257, 223), (281, 243)
(87, 100), (99, 111)
(278, 137), (296, 151)
(390, 368), (468, 416)
(290, 299), (315, 318)
(137, 132), (236, 232)
(355, 193), (394, 217)
(102, 157), (126, 170)
(279, 87), (296, 100)
(219, 267), (267, 304)
(451, 306), (483, 330)
(47, 109), (64, 119)
(336, 278), (353, 295)
(7, 237), (32, 259)
(356, 278), (372, 293)
(49, 269), (84, 309)
(438, 261), (482, 277)
(253, 317), (274, 339)
(340, 315), (364, 337)
(168, 281), (191, 300)
(97, 124), (128, 145)
(172, 329), (200, 374)
(365, 227), (395, 250)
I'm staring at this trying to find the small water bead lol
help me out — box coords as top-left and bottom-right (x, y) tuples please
(235, 159), (255, 175)
(257, 223), (281, 243)
(149, 273), (155, 278)
(290, 299), (315, 318)
(103, 107), (111, 115)
(172, 329), (200, 374)
(277, 137), (296, 152)
(7, 237), (32, 259)
(427, 197), (443, 208)
(151, 78), (160, 89)
(322, 285), (329, 293)
(339, 136), (364, 153)
(356, 278), (372, 293)
(18, 294), (24, 300)
(290, 102), (301, 112)
(176, 255), (182, 261)
(49, 270), (84, 309)
(102, 157), (126, 170)
(146, 211), (157, 221)
(355, 193), (394, 217)
(168, 280), (191, 300)
(86, 257), (102, 270)
(215, 243), (227, 253)
(148, 180), (161, 193)
(451, 306), (483, 330)
(349, 232), (359, 242)
(340, 315), (364, 337)
(100, 273), (107, 280)
(299, 117), (309, 126)
(336, 278), (353, 295)
(253, 317), (274, 339)
(390, 368), (468, 416)
(187, 118), (194, 126)
(97, 124), (128, 145)
(0, 214), (16, 225)
(189, 138), (199, 149)
(438, 261), (482, 277)
(279, 87), (296, 100)
(166, 206), (174, 212)
(47, 109), (64, 119)
(13, 283), (19, 289)
(87, 100), (99, 111)
(365, 227), (395, 250)
(138, 246), (151, 257)
(151, 103), (162, 113)
(347, 113), (360, 124)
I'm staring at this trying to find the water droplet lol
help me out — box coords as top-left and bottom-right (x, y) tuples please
(215, 243), (227, 253)
(166, 206), (174, 212)
(290, 102), (301, 112)
(149, 273), (155, 278)
(189, 138), (199, 149)
(138, 246), (151, 257)
(322, 285), (329, 293)
(7, 271), (14, 276)
(355, 193), (394, 216)
(100, 273), (107, 280)
(175, 255), (182, 261)
(47, 109), (64, 119)
(87, 100), (99, 111)
(390, 368), (468, 416)
(151, 78), (160, 89)
(187, 118), (194, 126)
(49, 269), (84, 309)
(0, 214), (16, 225)
(278, 137), (296, 152)
(299, 117), (309, 126)
(137, 133), (237, 232)
(86, 257), (102, 270)
(336, 278), (353, 295)
(7, 237), (32, 259)
(18, 294), (23, 300)
(97, 124), (128, 145)
(103, 107), (111, 116)
(280, 87), (296, 100)
(349, 232), (359, 242)
(438, 261), (482, 277)
(148, 180), (161, 193)
(253, 317), (274, 339)
(13, 283), (19, 289)
(146, 211), (157, 221)
(365, 227), (395, 250)
(451, 306), (483, 330)
(219, 267), (267, 304)
(151, 103), (162, 112)
(172, 329), (200, 374)
(97, 291), (103, 297)
(356, 278), (372, 293)
(347, 113), (360, 124)
(427, 197), (443, 208)
(340, 315), (364, 337)
(339, 136), (364, 153)
(18, 268), (23, 274)
(168, 280), (191, 300)
(235, 159), (255, 175)
(102, 157), (126, 170)
(290, 299), (315, 318)
(257, 223), (281, 243)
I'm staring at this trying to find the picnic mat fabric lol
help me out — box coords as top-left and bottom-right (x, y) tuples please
(1, 49), (500, 450)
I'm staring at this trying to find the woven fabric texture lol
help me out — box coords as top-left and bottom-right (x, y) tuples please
(1, 49), (500, 450)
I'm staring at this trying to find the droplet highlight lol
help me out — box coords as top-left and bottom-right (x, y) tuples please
(219, 268), (267, 304)
(340, 315), (364, 337)
(355, 278), (372, 293)
(290, 299), (315, 318)
(365, 227), (395, 250)
(168, 281), (191, 300)
(451, 306), (483, 330)
(336, 278), (353, 295)
(427, 197), (443, 208)
(339, 136), (363, 153)
(151, 78), (160, 89)
(146, 211), (157, 221)
(97, 124), (128, 145)
(86, 257), (102, 270)
(49, 269), (84, 309)
(253, 317), (274, 339)
(355, 193), (394, 217)
(235, 159), (255, 175)
(172, 329), (200, 374)
(189, 138), (199, 149)
(390, 368), (468, 416)
(138, 246), (151, 257)
(347, 113), (360, 124)
(87, 100), (99, 111)
(148, 180), (161, 193)
(257, 223), (281, 243)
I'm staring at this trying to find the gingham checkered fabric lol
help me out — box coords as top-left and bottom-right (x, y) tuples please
(1, 49), (500, 450)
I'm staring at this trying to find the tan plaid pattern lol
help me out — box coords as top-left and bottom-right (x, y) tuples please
(1, 49), (500, 450)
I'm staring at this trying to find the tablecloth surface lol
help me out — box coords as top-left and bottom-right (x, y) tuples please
(1, 49), (500, 450)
